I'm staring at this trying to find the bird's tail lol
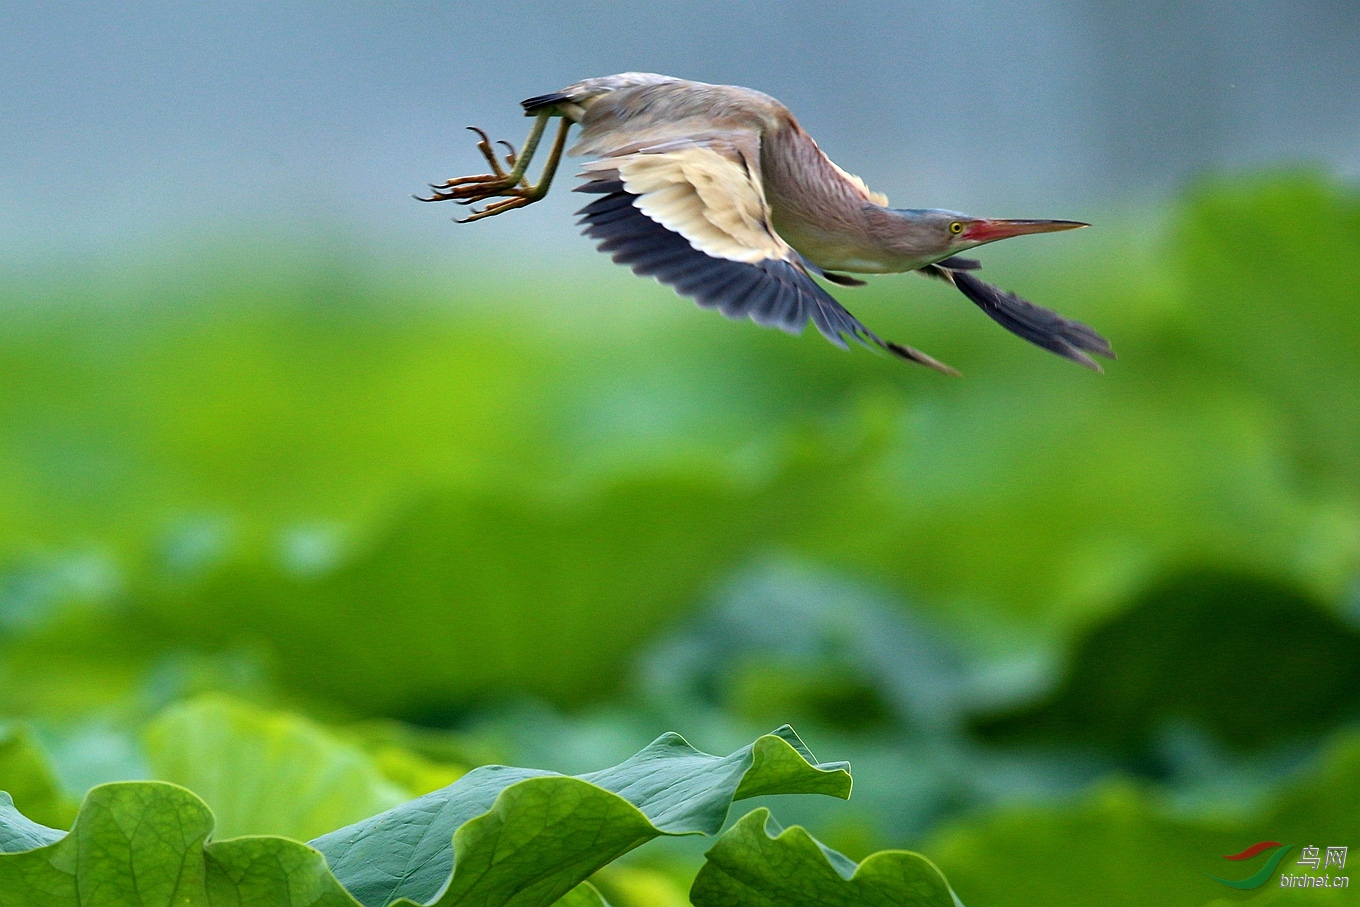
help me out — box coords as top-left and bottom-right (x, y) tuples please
(521, 92), (571, 113)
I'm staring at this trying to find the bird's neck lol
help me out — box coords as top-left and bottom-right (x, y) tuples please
(773, 204), (946, 275)
(860, 207), (955, 271)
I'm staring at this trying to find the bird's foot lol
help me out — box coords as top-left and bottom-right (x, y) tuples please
(417, 175), (546, 222)
(417, 123), (564, 222)
(454, 193), (539, 222)
(417, 127), (528, 201)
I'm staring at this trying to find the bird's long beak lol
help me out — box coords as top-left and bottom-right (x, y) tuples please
(962, 219), (1088, 243)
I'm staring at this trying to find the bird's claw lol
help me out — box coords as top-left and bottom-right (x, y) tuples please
(451, 181), (543, 219)
(467, 126), (509, 179)
(414, 126), (531, 205)
(420, 114), (569, 221)
(456, 195), (533, 223)
(417, 174), (539, 206)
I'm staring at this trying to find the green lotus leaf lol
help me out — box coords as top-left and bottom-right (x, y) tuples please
(2, 723), (853, 907)
(0, 786), (618, 907)
(312, 726), (850, 907)
(0, 780), (360, 906)
(0, 793), (62, 855)
(145, 695), (408, 840)
(691, 807), (958, 907)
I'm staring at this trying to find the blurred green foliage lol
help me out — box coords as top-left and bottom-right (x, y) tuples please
(928, 731), (1360, 907)
(0, 171), (1358, 904)
(973, 569), (1360, 757)
(1179, 175), (1360, 492)
(0, 725), (76, 829)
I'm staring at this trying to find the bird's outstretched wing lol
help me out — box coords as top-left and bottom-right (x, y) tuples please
(920, 260), (1114, 371)
(574, 138), (956, 374)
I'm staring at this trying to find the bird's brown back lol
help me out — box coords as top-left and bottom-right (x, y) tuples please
(560, 75), (894, 270)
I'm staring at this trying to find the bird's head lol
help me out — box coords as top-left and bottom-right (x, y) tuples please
(887, 208), (1087, 265)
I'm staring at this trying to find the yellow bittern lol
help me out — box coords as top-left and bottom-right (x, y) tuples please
(420, 73), (1112, 374)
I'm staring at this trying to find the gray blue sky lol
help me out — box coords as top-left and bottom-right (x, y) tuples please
(2, 2), (1357, 263)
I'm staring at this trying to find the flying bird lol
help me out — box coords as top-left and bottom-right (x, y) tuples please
(420, 73), (1112, 374)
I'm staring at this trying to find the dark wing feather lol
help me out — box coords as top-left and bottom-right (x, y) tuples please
(921, 263), (1114, 371)
(934, 256), (982, 271)
(577, 180), (957, 374)
(819, 270), (868, 287)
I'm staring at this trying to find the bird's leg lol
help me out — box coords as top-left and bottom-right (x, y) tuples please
(418, 112), (571, 221)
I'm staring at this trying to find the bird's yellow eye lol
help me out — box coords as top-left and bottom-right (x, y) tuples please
(949, 221), (964, 235)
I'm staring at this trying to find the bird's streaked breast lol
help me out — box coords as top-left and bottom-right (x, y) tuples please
(759, 121), (911, 273)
